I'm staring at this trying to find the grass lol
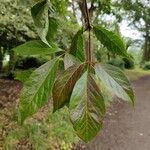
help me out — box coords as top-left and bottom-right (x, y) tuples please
(125, 67), (150, 81)
(4, 108), (79, 150)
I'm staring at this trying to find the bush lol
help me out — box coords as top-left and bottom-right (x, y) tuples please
(142, 61), (150, 70)
(108, 58), (124, 69)
(122, 57), (134, 69)
(15, 56), (47, 70)
(0, 71), (15, 79)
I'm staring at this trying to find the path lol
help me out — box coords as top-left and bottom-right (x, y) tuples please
(85, 75), (150, 150)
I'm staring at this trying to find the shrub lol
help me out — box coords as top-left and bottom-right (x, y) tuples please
(122, 57), (134, 69)
(142, 61), (150, 70)
(0, 71), (15, 79)
(15, 56), (47, 70)
(108, 58), (125, 69)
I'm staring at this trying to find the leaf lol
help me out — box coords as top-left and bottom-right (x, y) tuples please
(69, 72), (106, 142)
(31, 0), (55, 46)
(70, 29), (85, 62)
(46, 17), (59, 42)
(18, 58), (59, 124)
(93, 25), (128, 57)
(64, 53), (79, 70)
(95, 63), (134, 104)
(13, 40), (61, 56)
(52, 64), (84, 111)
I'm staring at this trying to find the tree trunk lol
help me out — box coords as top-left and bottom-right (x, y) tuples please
(142, 20), (150, 62)
(143, 35), (150, 62)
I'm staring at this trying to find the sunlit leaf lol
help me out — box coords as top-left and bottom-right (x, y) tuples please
(18, 58), (59, 124)
(13, 40), (61, 56)
(70, 29), (85, 62)
(93, 25), (128, 57)
(53, 64), (84, 111)
(69, 72), (106, 142)
(95, 63), (134, 104)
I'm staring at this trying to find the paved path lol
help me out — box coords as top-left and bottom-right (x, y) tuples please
(86, 76), (150, 150)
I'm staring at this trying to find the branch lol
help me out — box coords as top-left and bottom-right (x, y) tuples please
(84, 0), (91, 30)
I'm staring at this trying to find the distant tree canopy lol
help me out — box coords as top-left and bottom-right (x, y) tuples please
(0, 0), (36, 50)
(114, 0), (150, 62)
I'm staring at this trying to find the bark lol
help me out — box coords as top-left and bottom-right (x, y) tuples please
(142, 17), (150, 62)
(143, 34), (150, 62)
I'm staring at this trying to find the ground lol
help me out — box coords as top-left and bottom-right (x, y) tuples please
(85, 75), (150, 150)
(0, 75), (150, 150)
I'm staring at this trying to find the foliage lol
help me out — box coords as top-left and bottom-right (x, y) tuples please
(13, 40), (60, 56)
(93, 25), (128, 57)
(113, 0), (150, 62)
(0, 71), (15, 80)
(122, 57), (134, 69)
(142, 61), (150, 70)
(18, 58), (59, 124)
(0, 0), (36, 49)
(4, 109), (77, 150)
(108, 58), (125, 69)
(14, 70), (33, 83)
(95, 64), (134, 104)
(15, 56), (47, 70)
(12, 0), (135, 142)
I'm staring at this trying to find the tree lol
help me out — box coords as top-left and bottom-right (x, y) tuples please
(13, 0), (135, 142)
(0, 0), (36, 49)
(114, 0), (150, 62)
(0, 0), (37, 71)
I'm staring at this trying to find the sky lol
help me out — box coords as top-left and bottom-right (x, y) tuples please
(120, 21), (142, 40)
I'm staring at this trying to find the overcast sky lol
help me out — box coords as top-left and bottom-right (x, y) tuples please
(120, 21), (142, 40)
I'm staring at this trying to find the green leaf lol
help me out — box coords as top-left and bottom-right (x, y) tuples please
(70, 29), (85, 62)
(46, 17), (59, 42)
(31, 0), (55, 46)
(69, 72), (106, 142)
(13, 40), (61, 56)
(95, 63), (134, 104)
(53, 64), (84, 111)
(18, 58), (59, 124)
(93, 25), (128, 57)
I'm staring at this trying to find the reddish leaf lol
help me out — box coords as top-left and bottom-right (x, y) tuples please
(52, 64), (85, 111)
